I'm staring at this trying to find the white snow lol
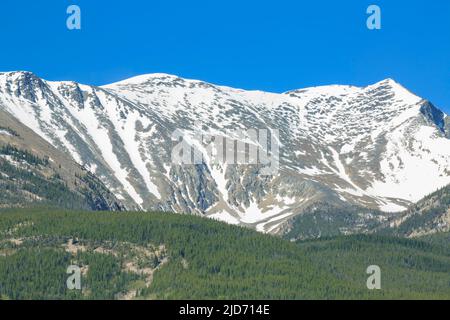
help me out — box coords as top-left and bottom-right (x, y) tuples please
(239, 200), (288, 224)
(367, 125), (450, 203)
(209, 164), (228, 202)
(379, 202), (407, 212)
(95, 92), (161, 200)
(0, 129), (11, 136)
(256, 211), (296, 233)
(208, 210), (240, 225)
(298, 166), (324, 176)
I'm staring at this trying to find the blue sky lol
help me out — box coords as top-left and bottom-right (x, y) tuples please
(0, 0), (449, 113)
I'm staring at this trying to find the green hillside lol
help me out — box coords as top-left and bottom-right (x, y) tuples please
(282, 202), (391, 241)
(0, 208), (449, 300)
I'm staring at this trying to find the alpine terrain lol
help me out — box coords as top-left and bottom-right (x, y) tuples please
(0, 71), (448, 235)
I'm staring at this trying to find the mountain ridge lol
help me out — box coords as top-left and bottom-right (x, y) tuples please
(0, 70), (421, 99)
(0, 70), (448, 234)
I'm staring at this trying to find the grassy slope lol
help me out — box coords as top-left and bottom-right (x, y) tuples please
(0, 208), (449, 300)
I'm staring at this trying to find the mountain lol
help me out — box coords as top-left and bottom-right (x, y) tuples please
(282, 183), (450, 241)
(0, 109), (123, 211)
(384, 184), (450, 237)
(281, 202), (389, 241)
(0, 71), (448, 233)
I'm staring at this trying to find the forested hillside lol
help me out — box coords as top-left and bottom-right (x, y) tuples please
(283, 184), (450, 241)
(380, 184), (450, 237)
(0, 208), (449, 300)
(282, 202), (393, 240)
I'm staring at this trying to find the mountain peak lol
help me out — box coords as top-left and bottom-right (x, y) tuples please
(0, 70), (39, 81)
(364, 78), (422, 106)
(379, 77), (397, 84)
(103, 73), (184, 88)
(371, 78), (407, 89)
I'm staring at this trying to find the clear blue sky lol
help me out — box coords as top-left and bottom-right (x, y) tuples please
(0, 0), (449, 113)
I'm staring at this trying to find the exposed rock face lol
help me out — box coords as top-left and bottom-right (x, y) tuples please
(0, 71), (448, 233)
(0, 108), (123, 211)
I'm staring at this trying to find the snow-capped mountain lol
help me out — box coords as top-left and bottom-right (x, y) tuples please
(0, 71), (448, 234)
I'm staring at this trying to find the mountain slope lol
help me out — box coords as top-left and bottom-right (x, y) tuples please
(282, 183), (450, 241)
(0, 109), (123, 211)
(281, 202), (391, 241)
(0, 71), (448, 232)
(1, 208), (450, 299)
(385, 183), (450, 237)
